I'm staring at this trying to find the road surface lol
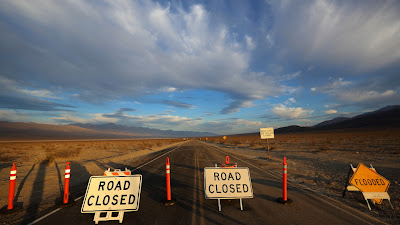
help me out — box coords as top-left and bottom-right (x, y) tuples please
(30, 140), (385, 225)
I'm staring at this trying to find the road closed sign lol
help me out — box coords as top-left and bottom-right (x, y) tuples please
(204, 167), (253, 199)
(260, 128), (274, 139)
(81, 175), (142, 213)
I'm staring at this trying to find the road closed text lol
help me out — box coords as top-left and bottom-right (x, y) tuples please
(204, 168), (253, 199)
(87, 180), (135, 206)
(81, 175), (142, 213)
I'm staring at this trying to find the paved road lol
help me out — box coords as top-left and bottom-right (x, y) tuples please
(31, 140), (385, 225)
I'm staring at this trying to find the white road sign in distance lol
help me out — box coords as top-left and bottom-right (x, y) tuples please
(260, 127), (274, 139)
(204, 167), (253, 199)
(81, 175), (142, 213)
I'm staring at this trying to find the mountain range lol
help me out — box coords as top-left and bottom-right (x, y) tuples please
(0, 105), (399, 140)
(0, 121), (216, 140)
(70, 123), (216, 138)
(275, 105), (400, 133)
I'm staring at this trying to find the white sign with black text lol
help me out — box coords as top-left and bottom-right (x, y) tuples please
(260, 127), (274, 139)
(81, 175), (142, 213)
(204, 167), (253, 199)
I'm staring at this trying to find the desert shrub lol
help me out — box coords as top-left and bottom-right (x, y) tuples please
(318, 144), (330, 152)
(325, 138), (333, 145)
(231, 140), (242, 145)
(0, 151), (13, 162)
(270, 143), (278, 150)
(310, 139), (317, 147)
(43, 154), (55, 165)
(44, 147), (82, 164)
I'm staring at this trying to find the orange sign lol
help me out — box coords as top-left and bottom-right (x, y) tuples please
(350, 163), (390, 204)
(223, 136), (227, 140)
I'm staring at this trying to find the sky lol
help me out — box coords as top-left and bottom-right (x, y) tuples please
(0, 0), (399, 135)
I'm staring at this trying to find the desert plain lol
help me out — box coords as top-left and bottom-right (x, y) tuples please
(0, 129), (399, 224)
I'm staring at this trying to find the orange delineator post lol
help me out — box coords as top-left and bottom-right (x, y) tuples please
(283, 157), (287, 201)
(166, 157), (171, 201)
(225, 156), (229, 164)
(8, 162), (17, 210)
(63, 162), (71, 204)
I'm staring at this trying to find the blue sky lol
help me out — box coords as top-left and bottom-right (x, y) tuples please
(0, 0), (399, 135)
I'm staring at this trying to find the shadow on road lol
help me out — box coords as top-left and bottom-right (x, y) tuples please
(21, 162), (46, 224)
(14, 164), (36, 205)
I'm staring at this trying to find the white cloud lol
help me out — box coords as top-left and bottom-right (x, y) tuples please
(245, 35), (255, 50)
(0, 1), (291, 114)
(0, 110), (28, 122)
(271, 104), (313, 119)
(312, 77), (351, 94)
(162, 87), (178, 92)
(266, 34), (274, 48)
(277, 71), (301, 82)
(234, 119), (262, 127)
(325, 109), (337, 114)
(198, 118), (263, 134)
(337, 89), (396, 103)
(52, 113), (119, 124)
(283, 97), (296, 105)
(270, 0), (400, 72)
(19, 89), (60, 99)
(0, 76), (59, 99)
(52, 108), (263, 134)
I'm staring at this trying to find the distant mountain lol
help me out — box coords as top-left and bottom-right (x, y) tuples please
(313, 117), (350, 128)
(0, 121), (128, 140)
(71, 123), (216, 138)
(275, 125), (311, 133)
(0, 121), (216, 140)
(275, 105), (400, 134)
(316, 105), (400, 130)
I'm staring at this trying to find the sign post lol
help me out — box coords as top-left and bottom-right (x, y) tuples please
(81, 169), (142, 224)
(349, 163), (393, 210)
(260, 128), (274, 159)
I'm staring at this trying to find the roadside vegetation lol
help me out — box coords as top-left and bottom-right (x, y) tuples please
(204, 129), (400, 154)
(0, 139), (182, 165)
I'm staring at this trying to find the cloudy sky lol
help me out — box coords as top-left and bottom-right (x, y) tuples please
(0, 0), (399, 134)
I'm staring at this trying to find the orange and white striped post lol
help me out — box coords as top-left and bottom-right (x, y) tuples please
(8, 162), (17, 210)
(63, 162), (71, 204)
(277, 157), (292, 204)
(283, 157), (287, 201)
(166, 157), (171, 201)
(162, 157), (176, 205)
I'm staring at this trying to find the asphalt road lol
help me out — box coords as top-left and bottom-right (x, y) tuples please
(30, 140), (385, 225)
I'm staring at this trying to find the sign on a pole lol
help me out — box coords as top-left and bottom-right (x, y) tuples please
(223, 136), (227, 140)
(350, 163), (390, 204)
(260, 128), (274, 139)
(81, 175), (142, 213)
(204, 167), (253, 199)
